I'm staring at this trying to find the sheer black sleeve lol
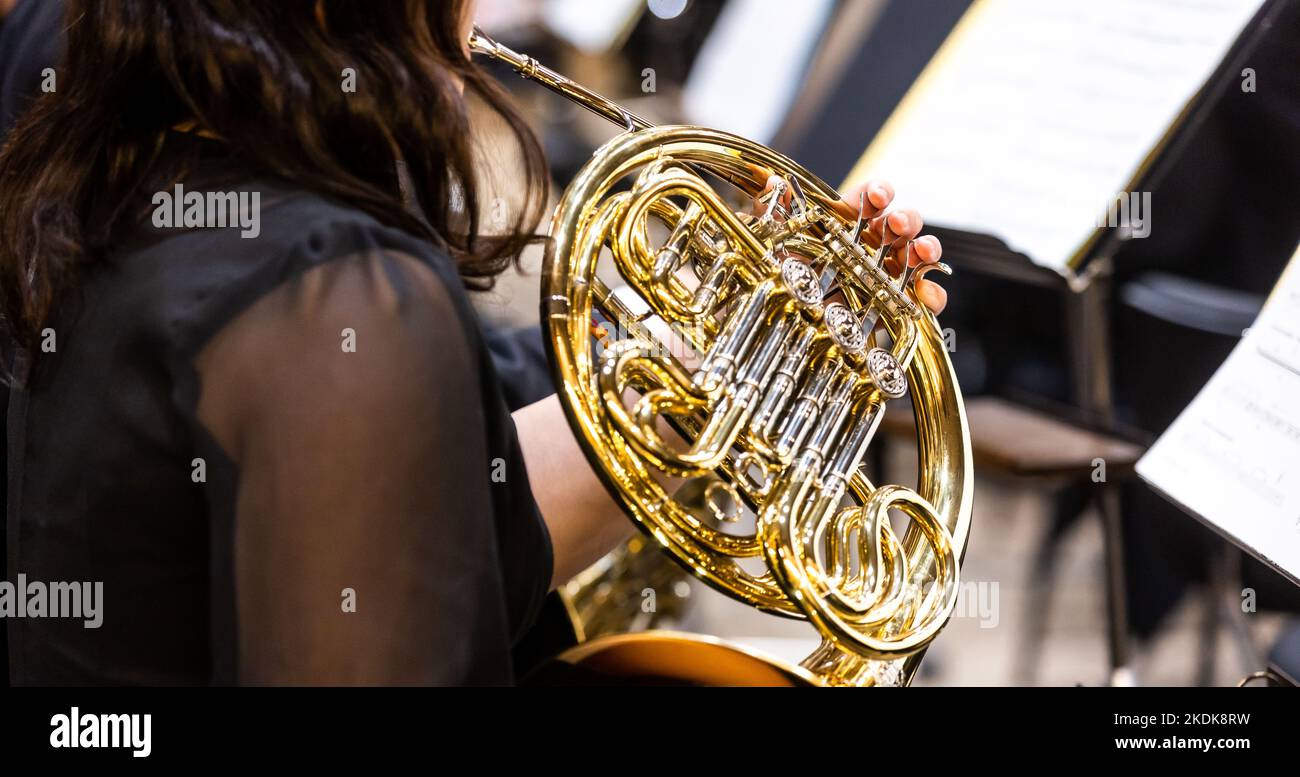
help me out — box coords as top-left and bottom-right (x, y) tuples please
(192, 245), (549, 685)
(481, 324), (552, 412)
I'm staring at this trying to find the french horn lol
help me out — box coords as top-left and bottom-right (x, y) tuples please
(471, 28), (974, 686)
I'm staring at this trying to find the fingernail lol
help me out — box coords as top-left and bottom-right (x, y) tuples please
(868, 186), (888, 208)
(889, 211), (908, 233)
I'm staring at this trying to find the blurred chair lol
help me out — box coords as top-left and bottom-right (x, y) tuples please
(878, 393), (1146, 686)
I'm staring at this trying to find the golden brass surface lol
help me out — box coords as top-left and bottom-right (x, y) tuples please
(472, 28), (974, 686)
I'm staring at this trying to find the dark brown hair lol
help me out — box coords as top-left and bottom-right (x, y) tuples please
(0, 0), (548, 366)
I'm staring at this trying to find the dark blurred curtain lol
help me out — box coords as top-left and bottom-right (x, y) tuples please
(0, 0), (67, 690)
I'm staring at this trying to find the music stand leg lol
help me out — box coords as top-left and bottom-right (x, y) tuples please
(1099, 485), (1135, 686)
(1067, 259), (1136, 686)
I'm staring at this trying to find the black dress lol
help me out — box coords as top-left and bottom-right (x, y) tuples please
(0, 0), (558, 684)
(5, 144), (553, 685)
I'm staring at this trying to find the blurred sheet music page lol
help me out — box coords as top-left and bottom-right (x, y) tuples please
(845, 0), (1264, 272)
(1137, 248), (1300, 585)
(545, 0), (643, 54)
(683, 0), (836, 144)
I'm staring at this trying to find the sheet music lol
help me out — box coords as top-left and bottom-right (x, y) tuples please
(1137, 248), (1300, 584)
(683, 0), (836, 144)
(544, 0), (643, 54)
(844, 0), (1265, 272)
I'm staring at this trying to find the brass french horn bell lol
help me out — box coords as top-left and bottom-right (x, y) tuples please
(470, 27), (974, 686)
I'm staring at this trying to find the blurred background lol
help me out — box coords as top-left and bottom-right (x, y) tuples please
(473, 0), (1300, 686)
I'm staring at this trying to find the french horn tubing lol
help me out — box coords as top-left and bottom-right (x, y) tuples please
(470, 27), (974, 686)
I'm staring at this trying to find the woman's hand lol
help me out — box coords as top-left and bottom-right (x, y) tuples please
(836, 179), (946, 315)
(757, 176), (948, 316)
